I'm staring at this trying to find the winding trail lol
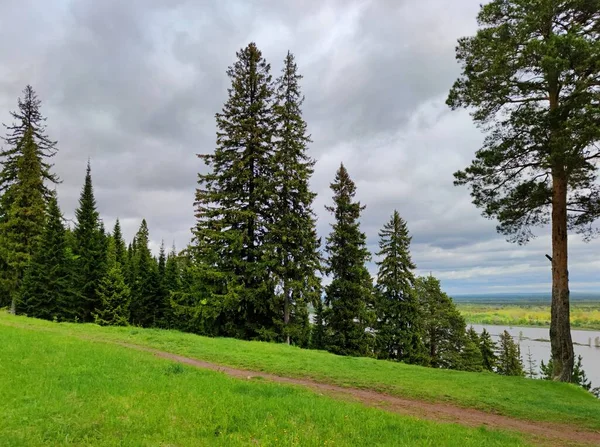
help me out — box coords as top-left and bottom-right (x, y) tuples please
(118, 341), (600, 446)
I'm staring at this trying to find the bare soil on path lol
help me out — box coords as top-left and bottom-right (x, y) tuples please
(117, 342), (600, 447)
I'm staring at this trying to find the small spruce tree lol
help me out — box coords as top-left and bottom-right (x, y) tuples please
(129, 219), (160, 327)
(416, 275), (466, 369)
(374, 210), (423, 363)
(323, 164), (373, 357)
(496, 330), (525, 376)
(479, 328), (498, 372)
(526, 347), (538, 379)
(94, 236), (130, 326)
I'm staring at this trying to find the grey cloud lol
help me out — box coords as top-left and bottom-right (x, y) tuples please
(1, 0), (599, 292)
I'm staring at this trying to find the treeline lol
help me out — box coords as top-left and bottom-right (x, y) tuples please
(0, 44), (591, 388)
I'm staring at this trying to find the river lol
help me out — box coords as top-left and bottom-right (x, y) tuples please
(471, 324), (600, 387)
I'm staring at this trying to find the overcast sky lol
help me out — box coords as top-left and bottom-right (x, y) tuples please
(1, 0), (599, 295)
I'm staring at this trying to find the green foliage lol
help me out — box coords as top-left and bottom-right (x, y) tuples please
(129, 219), (160, 327)
(162, 244), (180, 329)
(541, 354), (598, 397)
(448, 1), (600, 242)
(0, 127), (47, 312)
(73, 162), (106, 322)
(374, 210), (424, 363)
(460, 327), (484, 372)
(324, 164), (373, 357)
(310, 299), (326, 350)
(416, 275), (466, 369)
(479, 328), (498, 372)
(0, 85), (59, 198)
(269, 51), (321, 346)
(525, 347), (538, 379)
(496, 331), (525, 377)
(194, 42), (278, 340)
(94, 237), (130, 326)
(20, 193), (78, 321)
(448, 0), (600, 382)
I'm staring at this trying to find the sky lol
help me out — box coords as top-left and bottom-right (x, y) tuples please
(1, 0), (599, 295)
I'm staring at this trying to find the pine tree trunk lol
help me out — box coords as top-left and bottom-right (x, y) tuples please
(550, 170), (574, 382)
(284, 283), (290, 345)
(10, 295), (16, 315)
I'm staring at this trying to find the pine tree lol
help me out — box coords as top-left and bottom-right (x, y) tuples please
(416, 275), (466, 369)
(269, 51), (321, 346)
(479, 328), (498, 372)
(448, 1), (600, 382)
(374, 210), (423, 363)
(129, 219), (160, 327)
(323, 164), (373, 356)
(94, 235), (130, 326)
(20, 192), (77, 320)
(194, 42), (278, 340)
(0, 127), (47, 313)
(496, 330), (525, 376)
(73, 161), (106, 321)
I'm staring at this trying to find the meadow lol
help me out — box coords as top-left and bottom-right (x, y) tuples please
(0, 320), (526, 446)
(1, 312), (599, 435)
(457, 302), (600, 330)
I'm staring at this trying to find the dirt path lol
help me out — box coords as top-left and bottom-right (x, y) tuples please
(116, 342), (600, 447)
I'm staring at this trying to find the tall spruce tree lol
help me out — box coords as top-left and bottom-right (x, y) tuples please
(323, 164), (373, 356)
(374, 210), (423, 363)
(73, 161), (106, 321)
(416, 275), (466, 369)
(496, 330), (525, 376)
(447, 0), (600, 382)
(94, 236), (130, 326)
(270, 51), (321, 345)
(479, 328), (498, 372)
(0, 87), (59, 310)
(0, 128), (47, 313)
(0, 85), (59, 198)
(129, 219), (160, 327)
(194, 42), (278, 340)
(20, 192), (76, 320)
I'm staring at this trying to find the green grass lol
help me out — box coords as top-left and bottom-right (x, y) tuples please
(457, 302), (600, 330)
(1, 312), (599, 432)
(0, 324), (527, 446)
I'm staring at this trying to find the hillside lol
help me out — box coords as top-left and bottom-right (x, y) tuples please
(2, 313), (600, 446)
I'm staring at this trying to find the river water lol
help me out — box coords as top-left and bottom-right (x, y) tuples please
(471, 324), (600, 387)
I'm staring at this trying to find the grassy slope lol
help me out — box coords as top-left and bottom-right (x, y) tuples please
(0, 324), (526, 447)
(2, 312), (599, 431)
(457, 303), (600, 330)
